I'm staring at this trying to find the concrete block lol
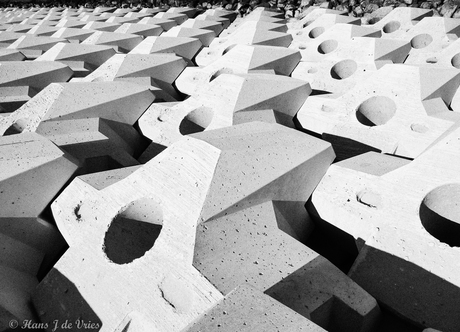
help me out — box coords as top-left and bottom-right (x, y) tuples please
(50, 27), (96, 43)
(202, 8), (237, 22)
(219, 20), (288, 38)
(7, 35), (69, 59)
(0, 31), (28, 46)
(129, 36), (203, 62)
(35, 117), (144, 174)
(182, 284), (327, 332)
(76, 165), (141, 190)
(0, 232), (43, 276)
(114, 23), (163, 37)
(36, 42), (116, 70)
(154, 12), (188, 25)
(0, 81), (156, 134)
(0, 32), (25, 48)
(123, 12), (155, 20)
(289, 23), (382, 56)
(54, 19), (87, 29)
(139, 73), (311, 147)
(167, 7), (200, 18)
(0, 265), (38, 322)
(176, 44), (301, 95)
(81, 30), (143, 53)
(0, 86), (37, 113)
(195, 24), (293, 66)
(288, 7), (349, 30)
(334, 151), (411, 176)
(33, 136), (225, 331)
(81, 53), (186, 99)
(0, 132), (78, 218)
(290, 13), (361, 44)
(190, 122), (334, 222)
(0, 60), (73, 90)
(386, 17), (460, 64)
(232, 108), (279, 124)
(366, 7), (433, 35)
(0, 214), (66, 281)
(309, 124), (460, 331)
(115, 76), (178, 102)
(297, 64), (460, 159)
(93, 7), (117, 14)
(162, 26), (216, 47)
(195, 13), (231, 29)
(5, 23), (35, 33)
(245, 7), (286, 20)
(194, 201), (380, 331)
(82, 21), (121, 32)
(349, 226), (460, 332)
(220, 11), (286, 38)
(291, 37), (410, 94)
(52, 60), (94, 78)
(79, 14), (110, 23)
(25, 24), (60, 36)
(297, 35), (409, 65)
(138, 17), (177, 31)
(20, 19), (58, 26)
(104, 16), (140, 25)
(180, 18), (224, 36)
(139, 7), (168, 14)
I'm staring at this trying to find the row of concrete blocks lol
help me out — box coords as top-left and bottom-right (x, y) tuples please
(0, 4), (459, 332)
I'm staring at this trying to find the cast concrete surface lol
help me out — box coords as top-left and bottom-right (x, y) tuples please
(0, 4), (458, 332)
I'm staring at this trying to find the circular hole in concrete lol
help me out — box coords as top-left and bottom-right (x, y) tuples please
(356, 96), (397, 126)
(330, 59), (357, 80)
(356, 189), (382, 208)
(411, 123), (429, 133)
(103, 197), (163, 264)
(298, 43), (307, 50)
(426, 57), (438, 64)
(382, 21), (400, 33)
(410, 34), (433, 49)
(222, 44), (236, 55)
(303, 20), (313, 28)
(307, 67), (318, 74)
(309, 26), (325, 39)
(451, 53), (460, 69)
(420, 183), (460, 247)
(3, 118), (28, 136)
(317, 39), (338, 54)
(179, 106), (214, 135)
(209, 68), (233, 82)
(368, 17), (381, 24)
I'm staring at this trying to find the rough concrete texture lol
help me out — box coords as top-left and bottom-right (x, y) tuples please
(129, 35), (203, 61)
(175, 44), (301, 95)
(182, 284), (327, 331)
(80, 30), (143, 52)
(194, 201), (381, 331)
(80, 53), (186, 98)
(33, 137), (225, 332)
(0, 81), (156, 133)
(138, 73), (311, 150)
(310, 124), (460, 330)
(36, 42), (116, 68)
(0, 85), (37, 113)
(0, 61), (73, 90)
(297, 64), (460, 159)
(0, 4), (460, 332)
